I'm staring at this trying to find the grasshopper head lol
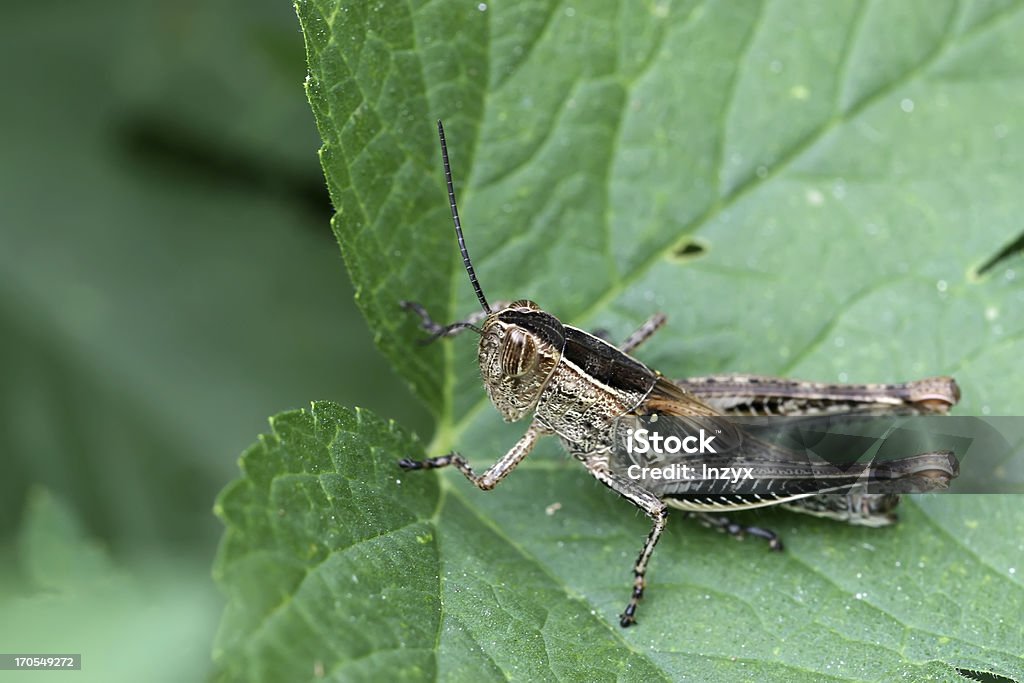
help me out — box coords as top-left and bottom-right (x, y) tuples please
(434, 122), (565, 421)
(478, 300), (565, 422)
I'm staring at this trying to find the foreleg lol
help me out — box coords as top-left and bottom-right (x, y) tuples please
(399, 420), (549, 490)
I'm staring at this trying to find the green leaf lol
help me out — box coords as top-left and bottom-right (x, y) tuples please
(212, 404), (440, 681)
(301, 0), (1024, 418)
(213, 403), (677, 681)
(16, 488), (113, 592)
(214, 1), (1024, 680)
(213, 405), (1023, 681)
(0, 490), (219, 683)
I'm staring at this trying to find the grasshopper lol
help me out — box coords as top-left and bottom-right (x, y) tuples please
(399, 121), (960, 627)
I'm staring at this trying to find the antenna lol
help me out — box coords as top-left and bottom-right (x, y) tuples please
(437, 119), (491, 314)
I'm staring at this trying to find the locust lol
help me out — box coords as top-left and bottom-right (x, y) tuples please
(398, 120), (961, 627)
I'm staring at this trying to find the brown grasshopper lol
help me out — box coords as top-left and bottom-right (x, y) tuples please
(399, 120), (960, 627)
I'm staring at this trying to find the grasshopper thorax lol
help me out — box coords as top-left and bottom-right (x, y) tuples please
(479, 300), (565, 422)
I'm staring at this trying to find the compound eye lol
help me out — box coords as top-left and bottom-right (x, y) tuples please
(500, 327), (538, 377)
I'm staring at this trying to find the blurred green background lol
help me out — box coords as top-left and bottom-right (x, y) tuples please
(0, 2), (428, 680)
